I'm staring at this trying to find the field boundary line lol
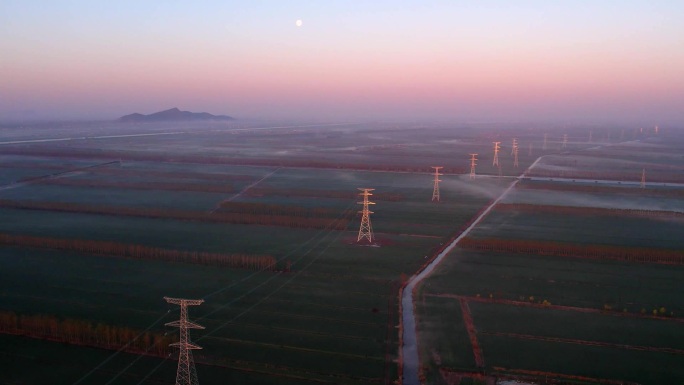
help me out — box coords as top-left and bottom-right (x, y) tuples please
(428, 294), (684, 323)
(481, 331), (684, 355)
(458, 298), (485, 368)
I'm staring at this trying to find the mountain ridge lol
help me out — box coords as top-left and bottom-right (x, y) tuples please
(118, 108), (234, 122)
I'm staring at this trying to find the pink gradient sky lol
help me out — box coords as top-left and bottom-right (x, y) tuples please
(1, 1), (683, 123)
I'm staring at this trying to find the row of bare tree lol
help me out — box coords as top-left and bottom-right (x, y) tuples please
(37, 178), (235, 194)
(0, 311), (172, 356)
(218, 201), (340, 217)
(245, 187), (403, 202)
(0, 199), (350, 230)
(495, 203), (684, 219)
(459, 237), (683, 265)
(517, 181), (684, 197)
(0, 232), (280, 270)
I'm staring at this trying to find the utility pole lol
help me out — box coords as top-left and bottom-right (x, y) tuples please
(164, 297), (205, 385)
(357, 188), (375, 243)
(431, 166), (443, 202)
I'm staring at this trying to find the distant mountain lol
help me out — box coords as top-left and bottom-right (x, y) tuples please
(118, 108), (234, 122)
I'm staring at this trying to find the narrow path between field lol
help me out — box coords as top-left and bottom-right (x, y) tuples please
(210, 167), (281, 213)
(0, 160), (120, 192)
(400, 156), (543, 385)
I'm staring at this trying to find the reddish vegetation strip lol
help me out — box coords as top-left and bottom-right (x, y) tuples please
(37, 178), (235, 194)
(0, 233), (280, 271)
(518, 180), (684, 197)
(526, 168), (684, 183)
(0, 310), (172, 356)
(245, 187), (403, 202)
(491, 367), (641, 385)
(481, 331), (684, 355)
(0, 199), (351, 230)
(459, 236), (684, 265)
(429, 294), (684, 323)
(496, 202), (684, 219)
(218, 201), (341, 218)
(459, 298), (485, 368)
(0, 146), (466, 175)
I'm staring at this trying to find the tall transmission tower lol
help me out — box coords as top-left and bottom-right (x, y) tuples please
(641, 168), (646, 189)
(431, 167), (443, 202)
(510, 138), (518, 155)
(357, 188), (375, 243)
(543, 133), (548, 151)
(492, 142), (500, 166)
(164, 297), (205, 385)
(654, 125), (659, 135)
(589, 130), (593, 143)
(469, 154), (478, 179)
(513, 144), (519, 168)
(562, 134), (568, 148)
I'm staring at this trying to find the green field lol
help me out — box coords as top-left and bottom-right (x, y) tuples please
(416, 133), (684, 385)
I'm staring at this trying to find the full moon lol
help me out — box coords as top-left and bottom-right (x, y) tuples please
(296, 19), (302, 27)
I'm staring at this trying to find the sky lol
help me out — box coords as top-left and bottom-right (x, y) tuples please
(1, 1), (683, 123)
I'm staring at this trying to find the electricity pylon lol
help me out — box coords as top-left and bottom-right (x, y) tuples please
(492, 142), (500, 167)
(357, 188), (375, 243)
(513, 145), (519, 168)
(510, 138), (518, 155)
(562, 134), (568, 148)
(589, 130), (593, 143)
(164, 297), (205, 385)
(641, 168), (646, 189)
(469, 154), (478, 179)
(431, 166), (443, 202)
(654, 125), (659, 135)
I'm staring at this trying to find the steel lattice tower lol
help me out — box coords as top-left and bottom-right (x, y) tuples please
(510, 138), (518, 155)
(492, 142), (500, 166)
(513, 145), (519, 168)
(164, 297), (205, 385)
(641, 168), (646, 189)
(562, 134), (568, 148)
(469, 154), (478, 179)
(357, 188), (375, 243)
(431, 166), (443, 202)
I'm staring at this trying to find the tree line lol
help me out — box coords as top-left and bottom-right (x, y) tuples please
(0, 310), (172, 356)
(0, 232), (281, 271)
(526, 169), (684, 183)
(245, 187), (403, 202)
(459, 237), (683, 265)
(517, 181), (684, 198)
(2, 146), (467, 175)
(0, 199), (351, 230)
(495, 203), (684, 219)
(218, 201), (341, 218)
(37, 178), (235, 194)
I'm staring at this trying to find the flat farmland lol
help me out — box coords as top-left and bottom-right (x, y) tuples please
(0, 123), (505, 385)
(416, 167), (684, 384)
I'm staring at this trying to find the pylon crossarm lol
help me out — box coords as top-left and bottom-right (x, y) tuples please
(186, 343), (203, 350)
(185, 321), (205, 329)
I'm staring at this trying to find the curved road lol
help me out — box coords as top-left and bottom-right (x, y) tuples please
(400, 156), (543, 385)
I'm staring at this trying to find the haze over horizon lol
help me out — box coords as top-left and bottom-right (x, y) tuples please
(1, 1), (683, 124)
